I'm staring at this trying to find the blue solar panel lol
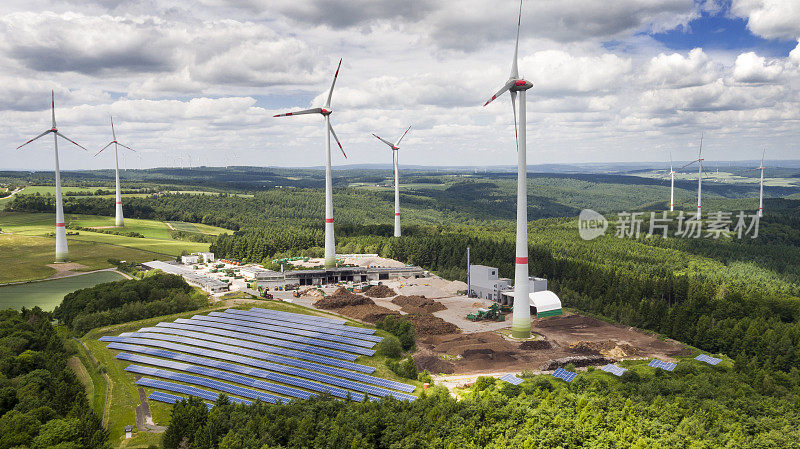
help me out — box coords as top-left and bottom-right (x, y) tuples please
(137, 378), (252, 405)
(695, 354), (722, 365)
(148, 391), (214, 409)
(237, 308), (378, 337)
(498, 374), (523, 385)
(648, 359), (677, 371)
(209, 312), (379, 347)
(106, 334), (386, 385)
(600, 364), (627, 377)
(246, 307), (347, 325)
(118, 353), (315, 400)
(158, 319), (365, 358)
(103, 340), (416, 399)
(552, 368), (578, 382)
(179, 316), (376, 356)
(247, 308), (374, 335)
(127, 365), (287, 404)
(131, 327), (375, 373)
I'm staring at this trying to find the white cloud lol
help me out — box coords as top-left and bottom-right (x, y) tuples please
(733, 52), (784, 83)
(731, 0), (800, 40)
(646, 48), (720, 88)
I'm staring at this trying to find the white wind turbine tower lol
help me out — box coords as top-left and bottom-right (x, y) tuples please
(274, 59), (346, 268)
(483, 0), (534, 339)
(16, 91), (88, 262)
(662, 152), (676, 212)
(95, 116), (135, 227)
(679, 133), (705, 217)
(372, 125), (412, 237)
(748, 148), (766, 217)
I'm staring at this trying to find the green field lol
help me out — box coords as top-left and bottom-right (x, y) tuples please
(0, 270), (125, 311)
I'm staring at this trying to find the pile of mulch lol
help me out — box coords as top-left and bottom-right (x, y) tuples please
(332, 305), (400, 324)
(461, 348), (517, 363)
(406, 313), (460, 336)
(413, 353), (455, 374)
(314, 287), (373, 309)
(519, 340), (552, 350)
(541, 356), (615, 371)
(391, 295), (446, 313)
(569, 340), (641, 358)
(363, 284), (396, 298)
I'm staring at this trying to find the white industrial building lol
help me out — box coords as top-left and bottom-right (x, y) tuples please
(469, 264), (561, 318)
(143, 260), (229, 294)
(239, 265), (278, 280)
(197, 252), (215, 263)
(259, 266), (426, 290)
(181, 254), (199, 265)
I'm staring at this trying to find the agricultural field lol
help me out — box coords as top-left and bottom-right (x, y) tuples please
(0, 270), (125, 310)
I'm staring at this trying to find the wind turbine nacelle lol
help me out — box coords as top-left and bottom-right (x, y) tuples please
(320, 108), (332, 116)
(511, 79), (533, 91)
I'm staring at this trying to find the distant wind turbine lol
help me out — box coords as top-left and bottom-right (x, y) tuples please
(747, 148), (766, 217)
(274, 59), (346, 268)
(482, 0), (534, 339)
(663, 152), (675, 212)
(679, 133), (705, 217)
(95, 116), (135, 227)
(16, 91), (88, 262)
(372, 125), (412, 237)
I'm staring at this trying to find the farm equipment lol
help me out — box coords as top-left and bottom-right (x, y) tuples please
(466, 303), (506, 322)
(262, 292), (274, 299)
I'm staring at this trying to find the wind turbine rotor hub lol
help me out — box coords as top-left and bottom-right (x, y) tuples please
(320, 108), (332, 116)
(51, 127), (57, 132)
(510, 79), (533, 91)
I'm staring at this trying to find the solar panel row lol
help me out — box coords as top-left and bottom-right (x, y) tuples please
(247, 308), (373, 335)
(600, 364), (628, 377)
(209, 311), (379, 347)
(498, 374), (523, 385)
(148, 391), (214, 410)
(165, 318), (373, 357)
(137, 378), (252, 405)
(118, 353), (316, 400)
(552, 368), (578, 382)
(648, 359), (677, 371)
(180, 316), (376, 355)
(695, 354), (722, 365)
(105, 339), (415, 398)
(112, 344), (365, 401)
(127, 365), (288, 404)
(130, 327), (375, 373)
(105, 334), (401, 391)
(231, 308), (379, 339)
(246, 307), (347, 325)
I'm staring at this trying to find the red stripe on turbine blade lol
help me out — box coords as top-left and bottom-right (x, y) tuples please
(56, 223), (65, 227)
(516, 257), (528, 264)
(325, 218), (334, 223)
(287, 112), (292, 116)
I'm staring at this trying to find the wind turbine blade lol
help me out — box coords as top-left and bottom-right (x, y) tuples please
(698, 132), (703, 157)
(329, 123), (346, 158)
(511, 0), (522, 78)
(16, 130), (52, 149)
(273, 107), (322, 117)
(678, 160), (699, 171)
(55, 132), (88, 151)
(669, 152), (673, 171)
(110, 115), (117, 140)
(325, 58), (342, 108)
(116, 142), (136, 152)
(483, 80), (513, 106)
(511, 91), (518, 152)
(51, 90), (56, 128)
(394, 125), (412, 147)
(761, 148), (765, 167)
(94, 141), (114, 157)
(372, 134), (395, 148)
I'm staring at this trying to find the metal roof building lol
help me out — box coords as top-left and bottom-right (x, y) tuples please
(143, 260), (229, 293)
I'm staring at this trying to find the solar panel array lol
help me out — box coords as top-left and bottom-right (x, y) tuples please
(648, 358), (677, 371)
(695, 354), (722, 365)
(104, 308), (416, 406)
(498, 374), (523, 385)
(552, 368), (578, 382)
(600, 364), (628, 377)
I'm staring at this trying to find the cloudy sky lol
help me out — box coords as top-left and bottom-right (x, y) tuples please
(1, 0), (798, 170)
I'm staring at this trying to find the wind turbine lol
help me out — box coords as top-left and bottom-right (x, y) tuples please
(274, 59), (346, 268)
(747, 148), (766, 217)
(372, 125), (412, 237)
(482, 0), (534, 339)
(679, 133), (705, 217)
(16, 91), (88, 262)
(95, 116), (135, 227)
(662, 152), (675, 212)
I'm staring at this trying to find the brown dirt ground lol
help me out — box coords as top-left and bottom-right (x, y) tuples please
(314, 287), (400, 324)
(417, 313), (690, 375)
(363, 284), (396, 298)
(392, 295), (446, 313)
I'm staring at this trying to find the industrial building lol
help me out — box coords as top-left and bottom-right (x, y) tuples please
(260, 266), (426, 290)
(469, 264), (561, 318)
(239, 265), (276, 281)
(181, 252), (215, 265)
(143, 260), (229, 294)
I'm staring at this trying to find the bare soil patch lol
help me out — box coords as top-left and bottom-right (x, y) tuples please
(391, 295), (446, 313)
(413, 352), (455, 374)
(46, 262), (90, 279)
(406, 312), (460, 336)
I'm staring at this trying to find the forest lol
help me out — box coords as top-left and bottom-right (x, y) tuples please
(53, 273), (207, 335)
(0, 308), (108, 449)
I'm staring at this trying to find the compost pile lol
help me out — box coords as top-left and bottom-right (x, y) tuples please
(413, 353), (455, 374)
(569, 340), (640, 358)
(542, 356), (615, 370)
(314, 287), (399, 324)
(391, 295), (446, 313)
(519, 340), (552, 350)
(406, 313), (460, 336)
(363, 284), (396, 298)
